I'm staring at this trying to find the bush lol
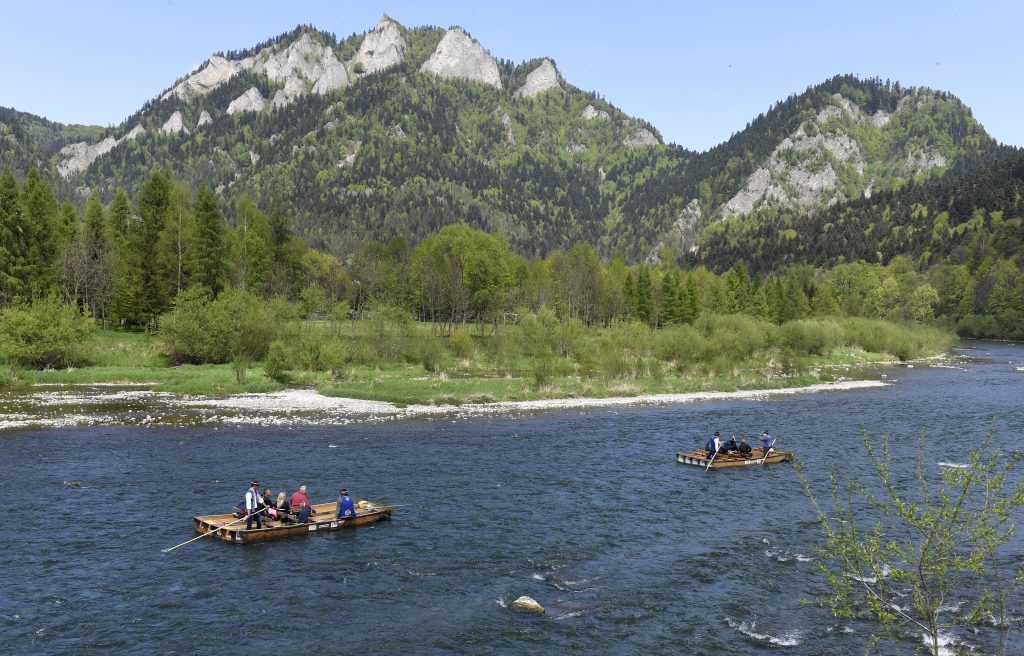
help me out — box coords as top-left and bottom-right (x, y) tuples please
(778, 319), (843, 356)
(420, 338), (446, 373)
(695, 314), (771, 361)
(0, 296), (95, 368)
(654, 325), (708, 365)
(449, 329), (474, 358)
(263, 340), (292, 382)
(160, 287), (290, 364)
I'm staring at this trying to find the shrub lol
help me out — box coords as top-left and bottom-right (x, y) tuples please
(778, 319), (843, 356)
(531, 354), (554, 389)
(449, 329), (474, 358)
(420, 338), (446, 373)
(160, 287), (290, 364)
(0, 296), (95, 368)
(263, 340), (292, 382)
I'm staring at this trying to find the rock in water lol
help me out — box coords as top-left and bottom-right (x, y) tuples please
(511, 595), (544, 613)
(420, 27), (501, 88)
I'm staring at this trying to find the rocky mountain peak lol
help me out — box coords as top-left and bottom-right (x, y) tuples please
(161, 30), (347, 111)
(717, 91), (951, 220)
(354, 13), (408, 76)
(420, 27), (501, 89)
(514, 59), (561, 98)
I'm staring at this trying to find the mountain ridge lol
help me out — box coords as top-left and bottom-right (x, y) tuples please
(0, 16), (1010, 267)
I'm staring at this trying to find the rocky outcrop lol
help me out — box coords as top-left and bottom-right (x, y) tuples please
(717, 92), (939, 219)
(514, 59), (560, 98)
(581, 105), (610, 121)
(420, 27), (501, 88)
(501, 113), (516, 146)
(227, 87), (266, 115)
(622, 121), (659, 148)
(386, 124), (406, 139)
(511, 596), (544, 613)
(354, 13), (408, 75)
(58, 125), (145, 178)
(196, 110), (213, 128)
(160, 111), (190, 136)
(162, 31), (347, 113)
(162, 56), (253, 102)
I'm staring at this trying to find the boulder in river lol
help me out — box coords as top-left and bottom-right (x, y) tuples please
(511, 595), (544, 613)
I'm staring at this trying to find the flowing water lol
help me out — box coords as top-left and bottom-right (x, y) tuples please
(1, 341), (1022, 655)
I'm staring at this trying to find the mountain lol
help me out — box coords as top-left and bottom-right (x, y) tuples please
(0, 15), (1010, 266)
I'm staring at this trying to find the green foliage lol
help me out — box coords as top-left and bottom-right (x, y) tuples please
(263, 339), (292, 382)
(0, 295), (95, 368)
(800, 430), (1024, 656)
(159, 286), (288, 364)
(449, 329), (474, 358)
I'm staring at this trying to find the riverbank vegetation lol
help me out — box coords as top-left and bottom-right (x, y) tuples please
(800, 431), (1024, 656)
(0, 168), (961, 400)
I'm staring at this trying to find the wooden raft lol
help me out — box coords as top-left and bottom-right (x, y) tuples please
(675, 447), (792, 469)
(192, 501), (391, 544)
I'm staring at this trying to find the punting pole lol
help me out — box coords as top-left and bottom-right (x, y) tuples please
(161, 508), (267, 554)
(704, 447), (719, 473)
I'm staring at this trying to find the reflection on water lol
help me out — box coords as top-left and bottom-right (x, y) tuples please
(0, 341), (1021, 655)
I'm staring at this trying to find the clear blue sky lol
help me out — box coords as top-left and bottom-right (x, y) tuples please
(2, 1), (1022, 151)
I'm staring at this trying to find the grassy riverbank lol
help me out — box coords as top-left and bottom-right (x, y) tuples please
(2, 315), (957, 404)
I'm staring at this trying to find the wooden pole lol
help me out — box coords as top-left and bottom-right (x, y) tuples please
(161, 508), (267, 554)
(704, 443), (719, 473)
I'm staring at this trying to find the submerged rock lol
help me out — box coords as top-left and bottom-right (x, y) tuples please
(511, 595), (544, 613)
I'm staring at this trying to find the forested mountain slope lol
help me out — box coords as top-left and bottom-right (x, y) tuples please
(0, 15), (1011, 265)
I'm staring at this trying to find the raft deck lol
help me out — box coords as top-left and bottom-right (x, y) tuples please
(676, 447), (792, 469)
(193, 501), (391, 543)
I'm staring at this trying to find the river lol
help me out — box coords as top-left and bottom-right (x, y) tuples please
(1, 341), (1022, 655)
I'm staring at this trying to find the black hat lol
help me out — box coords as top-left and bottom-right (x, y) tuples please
(714, 431), (720, 436)
(340, 488), (348, 494)
(250, 480), (259, 486)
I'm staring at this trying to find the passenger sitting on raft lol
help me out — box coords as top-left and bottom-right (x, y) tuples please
(738, 439), (753, 455)
(275, 491), (294, 523)
(337, 489), (356, 519)
(723, 437), (739, 453)
(296, 501), (314, 523)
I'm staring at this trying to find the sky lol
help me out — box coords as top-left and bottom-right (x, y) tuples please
(2, 0), (1022, 151)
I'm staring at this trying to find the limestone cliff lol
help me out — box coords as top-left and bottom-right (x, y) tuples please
(514, 59), (560, 98)
(160, 111), (189, 136)
(420, 28), (501, 88)
(353, 13), (408, 76)
(718, 92), (951, 219)
(58, 125), (145, 177)
(226, 88), (266, 115)
(162, 31), (348, 111)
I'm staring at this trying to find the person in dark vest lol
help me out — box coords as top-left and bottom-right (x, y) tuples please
(244, 481), (265, 530)
(723, 436), (738, 453)
(337, 489), (356, 519)
(738, 439), (753, 455)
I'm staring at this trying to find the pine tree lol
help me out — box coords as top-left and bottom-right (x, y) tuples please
(0, 170), (21, 302)
(636, 267), (653, 325)
(191, 184), (226, 296)
(681, 275), (700, 324)
(20, 168), (60, 299)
